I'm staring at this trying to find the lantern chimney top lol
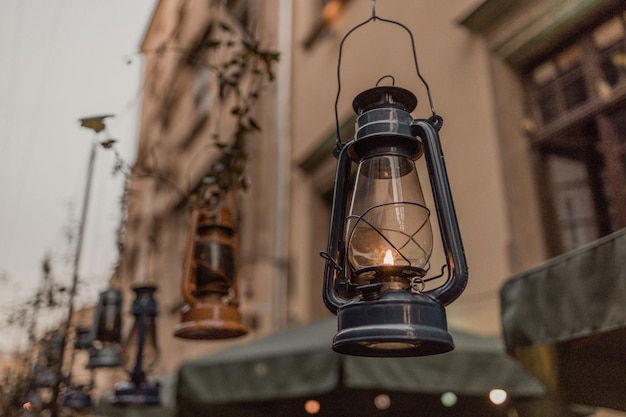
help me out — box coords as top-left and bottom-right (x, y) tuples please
(352, 86), (417, 114)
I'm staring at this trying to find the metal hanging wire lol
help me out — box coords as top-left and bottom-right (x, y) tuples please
(333, 0), (438, 152)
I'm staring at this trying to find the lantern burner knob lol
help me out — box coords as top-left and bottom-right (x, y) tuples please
(357, 282), (383, 301)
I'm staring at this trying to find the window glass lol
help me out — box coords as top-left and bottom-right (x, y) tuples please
(561, 68), (587, 110)
(525, 9), (626, 255)
(599, 47), (626, 86)
(556, 45), (582, 71)
(537, 82), (560, 124)
(608, 107), (626, 145)
(548, 155), (599, 251)
(532, 61), (557, 86)
(593, 17), (624, 49)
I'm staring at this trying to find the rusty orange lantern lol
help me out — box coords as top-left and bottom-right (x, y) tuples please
(174, 206), (247, 339)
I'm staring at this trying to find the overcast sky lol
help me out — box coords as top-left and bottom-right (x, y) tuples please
(0, 0), (157, 353)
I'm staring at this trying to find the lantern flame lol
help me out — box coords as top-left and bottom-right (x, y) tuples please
(383, 250), (394, 265)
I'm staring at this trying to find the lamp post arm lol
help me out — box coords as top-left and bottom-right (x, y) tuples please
(411, 120), (468, 306)
(322, 144), (353, 313)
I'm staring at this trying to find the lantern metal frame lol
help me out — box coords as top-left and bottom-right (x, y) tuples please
(321, 9), (468, 357)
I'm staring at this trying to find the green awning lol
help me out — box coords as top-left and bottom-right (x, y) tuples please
(500, 228), (626, 411)
(177, 318), (582, 417)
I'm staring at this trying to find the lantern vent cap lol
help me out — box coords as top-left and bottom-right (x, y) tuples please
(353, 86), (417, 114)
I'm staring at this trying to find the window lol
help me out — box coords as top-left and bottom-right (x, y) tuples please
(525, 11), (626, 255)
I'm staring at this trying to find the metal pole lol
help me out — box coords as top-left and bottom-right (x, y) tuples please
(67, 139), (98, 338)
(51, 139), (98, 416)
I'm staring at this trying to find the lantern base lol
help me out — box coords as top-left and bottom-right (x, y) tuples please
(113, 380), (160, 407)
(87, 345), (121, 368)
(174, 302), (248, 340)
(62, 387), (93, 410)
(333, 290), (454, 357)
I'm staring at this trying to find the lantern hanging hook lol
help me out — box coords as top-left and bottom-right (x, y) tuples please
(334, 7), (438, 152)
(376, 75), (395, 87)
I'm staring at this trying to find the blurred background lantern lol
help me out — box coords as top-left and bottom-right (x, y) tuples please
(61, 385), (93, 414)
(32, 362), (58, 389)
(87, 287), (123, 368)
(73, 326), (93, 351)
(173, 206), (247, 340)
(61, 324), (96, 413)
(46, 331), (65, 368)
(114, 285), (160, 407)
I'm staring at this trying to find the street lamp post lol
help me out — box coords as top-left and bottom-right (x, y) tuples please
(48, 114), (113, 416)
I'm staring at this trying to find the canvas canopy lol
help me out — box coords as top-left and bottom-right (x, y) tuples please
(177, 318), (584, 417)
(500, 228), (626, 411)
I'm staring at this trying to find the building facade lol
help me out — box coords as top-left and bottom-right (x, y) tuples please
(107, 0), (625, 415)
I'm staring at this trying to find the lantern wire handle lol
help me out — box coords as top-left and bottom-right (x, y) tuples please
(334, 10), (437, 152)
(320, 251), (343, 273)
(376, 75), (395, 87)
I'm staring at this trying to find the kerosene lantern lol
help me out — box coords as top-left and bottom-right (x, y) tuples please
(61, 326), (95, 412)
(87, 287), (123, 368)
(114, 285), (160, 406)
(33, 331), (65, 388)
(173, 206), (247, 339)
(321, 8), (468, 357)
(61, 386), (93, 413)
(73, 326), (93, 350)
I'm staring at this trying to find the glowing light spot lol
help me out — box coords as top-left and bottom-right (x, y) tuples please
(374, 394), (391, 410)
(440, 392), (457, 407)
(304, 399), (320, 414)
(383, 249), (394, 265)
(253, 362), (268, 376)
(489, 389), (507, 405)
(322, 0), (342, 22)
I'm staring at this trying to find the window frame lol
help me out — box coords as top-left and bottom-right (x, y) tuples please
(524, 11), (626, 255)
